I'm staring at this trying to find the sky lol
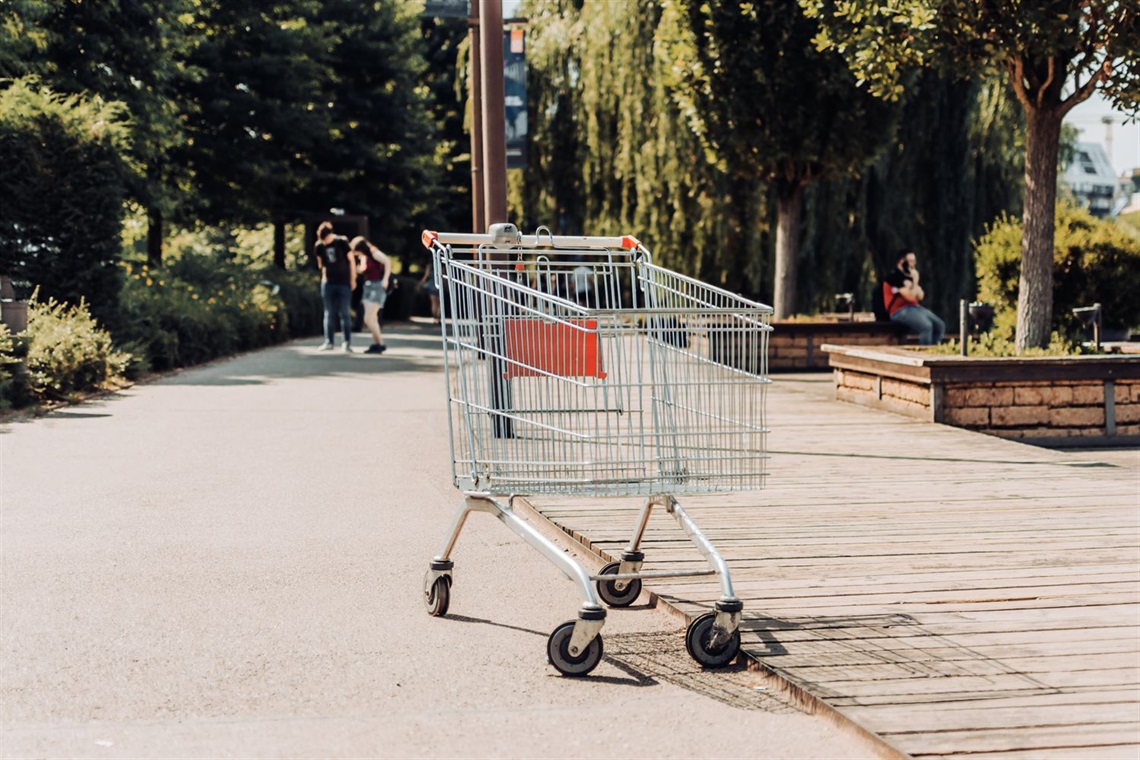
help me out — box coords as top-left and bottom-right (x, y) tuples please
(1064, 92), (1140, 177)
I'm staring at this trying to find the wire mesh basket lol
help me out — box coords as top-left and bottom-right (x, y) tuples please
(424, 228), (772, 497)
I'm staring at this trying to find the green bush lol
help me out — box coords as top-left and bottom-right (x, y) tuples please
(271, 270), (324, 338)
(1118, 210), (1140, 238)
(0, 323), (31, 409)
(976, 202), (1140, 336)
(112, 254), (319, 371)
(928, 331), (1080, 357)
(23, 297), (130, 402)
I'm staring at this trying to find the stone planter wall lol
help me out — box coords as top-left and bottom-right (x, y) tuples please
(823, 344), (1140, 447)
(769, 320), (907, 371)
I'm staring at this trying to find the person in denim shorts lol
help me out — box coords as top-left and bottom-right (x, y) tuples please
(351, 236), (392, 354)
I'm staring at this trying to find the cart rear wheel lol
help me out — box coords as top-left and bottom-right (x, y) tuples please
(425, 576), (451, 617)
(547, 621), (603, 677)
(595, 562), (642, 608)
(685, 612), (740, 668)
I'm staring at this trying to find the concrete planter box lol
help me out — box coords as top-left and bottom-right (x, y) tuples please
(823, 344), (1140, 447)
(768, 319), (907, 371)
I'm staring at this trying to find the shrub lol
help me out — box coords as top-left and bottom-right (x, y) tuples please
(929, 331), (1080, 357)
(112, 254), (318, 371)
(0, 323), (31, 409)
(23, 297), (130, 401)
(976, 203), (1140, 337)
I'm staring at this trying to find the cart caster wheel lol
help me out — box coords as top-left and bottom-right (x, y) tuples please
(547, 621), (603, 677)
(685, 612), (740, 668)
(595, 562), (642, 608)
(425, 576), (451, 617)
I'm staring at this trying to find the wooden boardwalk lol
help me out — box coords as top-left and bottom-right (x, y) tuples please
(527, 375), (1140, 759)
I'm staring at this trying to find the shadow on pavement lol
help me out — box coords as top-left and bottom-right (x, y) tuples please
(156, 326), (448, 387)
(442, 613), (807, 707)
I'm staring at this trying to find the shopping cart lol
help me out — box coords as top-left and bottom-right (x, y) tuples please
(421, 223), (772, 676)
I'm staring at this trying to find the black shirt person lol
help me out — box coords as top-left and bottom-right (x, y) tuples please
(313, 221), (356, 352)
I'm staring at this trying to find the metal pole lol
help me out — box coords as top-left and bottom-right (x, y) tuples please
(1094, 303), (1102, 352)
(960, 299), (969, 356)
(468, 0), (485, 234)
(479, 0), (508, 226)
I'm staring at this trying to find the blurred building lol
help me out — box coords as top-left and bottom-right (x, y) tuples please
(1062, 142), (1119, 217)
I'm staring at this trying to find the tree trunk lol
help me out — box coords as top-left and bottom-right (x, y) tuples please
(146, 207), (163, 267)
(1016, 106), (1061, 351)
(773, 183), (804, 319)
(273, 221), (286, 270)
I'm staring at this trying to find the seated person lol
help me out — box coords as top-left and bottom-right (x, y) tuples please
(884, 249), (946, 345)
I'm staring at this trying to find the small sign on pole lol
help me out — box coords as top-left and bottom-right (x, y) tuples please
(504, 28), (526, 169)
(423, 0), (470, 18)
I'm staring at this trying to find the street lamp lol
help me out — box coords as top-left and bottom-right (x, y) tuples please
(1072, 303), (1102, 351)
(968, 302), (994, 334)
(834, 292), (854, 321)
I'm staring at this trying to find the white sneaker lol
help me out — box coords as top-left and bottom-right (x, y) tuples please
(317, 341), (333, 351)
(342, 343), (353, 353)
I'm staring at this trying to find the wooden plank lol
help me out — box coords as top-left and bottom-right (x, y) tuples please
(770, 652), (1139, 681)
(751, 638), (1140, 666)
(846, 701), (1140, 733)
(739, 623), (1140, 644)
(825, 683), (1140, 708)
(834, 688), (1140, 713)
(929, 745), (1140, 760)
(788, 668), (1140, 697)
(881, 723), (1140, 756)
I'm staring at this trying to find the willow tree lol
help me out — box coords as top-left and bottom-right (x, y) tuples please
(522, 0), (766, 290)
(803, 0), (1140, 349)
(659, 0), (899, 318)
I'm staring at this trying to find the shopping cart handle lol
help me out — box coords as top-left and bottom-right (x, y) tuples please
(421, 230), (439, 249)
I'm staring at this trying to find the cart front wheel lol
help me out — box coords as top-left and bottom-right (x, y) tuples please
(685, 612), (740, 668)
(425, 576), (451, 617)
(547, 621), (603, 677)
(595, 562), (642, 608)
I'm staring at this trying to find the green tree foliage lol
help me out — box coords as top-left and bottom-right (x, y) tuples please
(789, 72), (1025, 319)
(803, 0), (1140, 349)
(0, 79), (130, 322)
(519, 0), (1024, 315)
(976, 203), (1140, 337)
(659, 0), (900, 318)
(419, 15), (473, 239)
(171, 1), (443, 258)
(305, 0), (443, 253)
(0, 0), (50, 77)
(173, 1), (332, 228)
(10, 0), (197, 263)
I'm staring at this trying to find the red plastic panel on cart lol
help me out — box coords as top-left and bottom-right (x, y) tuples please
(502, 319), (606, 379)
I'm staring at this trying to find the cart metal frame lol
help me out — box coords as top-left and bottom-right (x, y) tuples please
(421, 224), (772, 675)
